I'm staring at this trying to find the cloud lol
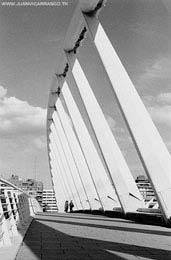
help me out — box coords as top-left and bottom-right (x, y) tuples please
(0, 86), (7, 98)
(143, 92), (171, 105)
(156, 92), (171, 103)
(144, 57), (171, 80)
(105, 114), (126, 135)
(0, 86), (47, 137)
(148, 105), (171, 128)
(0, 85), (47, 154)
(137, 56), (171, 130)
(130, 22), (158, 39)
(136, 57), (171, 93)
(0, 85), (48, 180)
(141, 91), (171, 128)
(105, 114), (116, 131)
(33, 136), (47, 150)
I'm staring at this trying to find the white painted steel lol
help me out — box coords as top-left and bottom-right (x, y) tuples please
(51, 167), (66, 202)
(49, 152), (67, 196)
(50, 149), (72, 210)
(54, 107), (91, 210)
(69, 58), (144, 212)
(62, 82), (120, 210)
(53, 111), (88, 209)
(51, 123), (83, 210)
(56, 99), (100, 209)
(50, 130), (80, 209)
(49, 136), (76, 206)
(84, 16), (171, 220)
(50, 151), (68, 202)
(50, 141), (74, 203)
(51, 166), (66, 211)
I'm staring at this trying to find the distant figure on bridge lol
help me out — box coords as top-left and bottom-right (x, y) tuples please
(64, 200), (69, 213)
(69, 200), (74, 212)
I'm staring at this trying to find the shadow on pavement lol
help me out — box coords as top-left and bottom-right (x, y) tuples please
(36, 215), (171, 237)
(15, 219), (125, 260)
(37, 212), (133, 224)
(15, 214), (171, 260)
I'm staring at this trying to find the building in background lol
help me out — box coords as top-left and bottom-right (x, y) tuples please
(8, 174), (43, 205)
(0, 179), (21, 219)
(8, 175), (22, 187)
(135, 175), (156, 202)
(42, 189), (58, 213)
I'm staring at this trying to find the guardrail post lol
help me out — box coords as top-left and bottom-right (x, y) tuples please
(29, 197), (35, 217)
(4, 190), (18, 237)
(11, 191), (20, 225)
(0, 199), (11, 246)
(17, 195), (26, 228)
(22, 195), (30, 223)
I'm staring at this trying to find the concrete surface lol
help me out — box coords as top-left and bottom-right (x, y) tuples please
(15, 213), (171, 260)
(0, 217), (33, 260)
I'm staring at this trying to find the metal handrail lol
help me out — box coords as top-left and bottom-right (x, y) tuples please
(0, 178), (43, 247)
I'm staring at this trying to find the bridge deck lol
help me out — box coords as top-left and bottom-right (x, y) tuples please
(15, 213), (171, 260)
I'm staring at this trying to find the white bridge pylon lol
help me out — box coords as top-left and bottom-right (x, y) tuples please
(65, 56), (144, 212)
(55, 99), (104, 210)
(47, 0), (171, 223)
(61, 82), (120, 211)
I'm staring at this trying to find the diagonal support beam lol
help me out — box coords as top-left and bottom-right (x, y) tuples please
(56, 99), (106, 209)
(50, 131), (79, 209)
(53, 110), (88, 210)
(62, 82), (121, 211)
(55, 101), (92, 209)
(65, 54), (144, 213)
(49, 144), (72, 202)
(82, 12), (171, 222)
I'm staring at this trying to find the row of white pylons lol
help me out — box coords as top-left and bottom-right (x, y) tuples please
(47, 0), (171, 224)
(0, 178), (42, 247)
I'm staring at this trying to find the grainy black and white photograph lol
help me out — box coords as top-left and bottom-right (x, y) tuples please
(0, 0), (171, 259)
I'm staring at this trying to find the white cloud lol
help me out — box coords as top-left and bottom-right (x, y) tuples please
(33, 136), (47, 150)
(0, 84), (47, 158)
(0, 85), (48, 180)
(148, 105), (171, 128)
(105, 114), (116, 131)
(145, 58), (171, 79)
(137, 57), (171, 91)
(0, 85), (7, 98)
(156, 92), (171, 103)
(142, 92), (171, 128)
(0, 86), (47, 136)
(143, 92), (171, 105)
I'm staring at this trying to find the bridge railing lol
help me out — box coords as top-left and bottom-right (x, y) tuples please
(0, 178), (42, 247)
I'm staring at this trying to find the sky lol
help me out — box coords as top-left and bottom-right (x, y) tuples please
(0, 0), (171, 188)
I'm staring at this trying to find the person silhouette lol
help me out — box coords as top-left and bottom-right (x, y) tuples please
(64, 200), (69, 213)
(69, 200), (74, 212)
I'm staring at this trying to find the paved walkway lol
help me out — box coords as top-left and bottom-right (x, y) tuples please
(15, 213), (171, 260)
